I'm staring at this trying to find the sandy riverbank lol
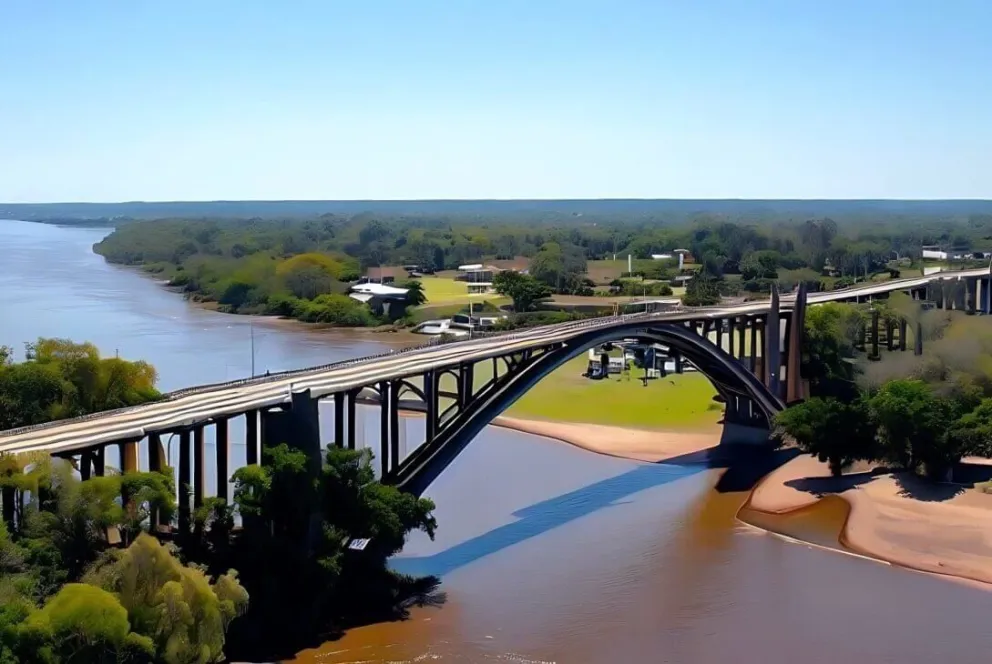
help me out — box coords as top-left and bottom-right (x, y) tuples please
(493, 416), (992, 591)
(743, 453), (992, 589)
(491, 416), (721, 463)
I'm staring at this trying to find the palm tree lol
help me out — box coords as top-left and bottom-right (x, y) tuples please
(403, 280), (427, 307)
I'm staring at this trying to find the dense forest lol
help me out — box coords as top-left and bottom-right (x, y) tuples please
(86, 202), (992, 325)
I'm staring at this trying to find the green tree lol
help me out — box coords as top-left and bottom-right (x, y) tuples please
(492, 271), (551, 312)
(868, 379), (961, 478)
(25, 583), (155, 663)
(802, 303), (866, 398)
(740, 249), (781, 280)
(84, 534), (247, 664)
(401, 280), (427, 307)
(775, 397), (876, 475)
(946, 398), (992, 458)
(682, 273), (721, 306)
(528, 242), (587, 292)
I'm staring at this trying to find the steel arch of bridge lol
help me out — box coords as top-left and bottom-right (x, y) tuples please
(387, 321), (785, 495)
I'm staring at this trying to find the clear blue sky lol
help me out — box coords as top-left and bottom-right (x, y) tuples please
(2, 0), (990, 202)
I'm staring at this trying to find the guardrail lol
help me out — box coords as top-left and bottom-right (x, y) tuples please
(5, 266), (981, 440)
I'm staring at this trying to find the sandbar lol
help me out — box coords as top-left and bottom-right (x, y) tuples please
(745, 453), (992, 589)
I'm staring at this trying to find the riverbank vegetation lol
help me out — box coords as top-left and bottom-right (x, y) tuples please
(90, 205), (992, 326)
(0, 340), (439, 662)
(779, 303), (992, 479)
(0, 339), (160, 431)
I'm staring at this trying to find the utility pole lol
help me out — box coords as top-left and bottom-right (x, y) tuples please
(250, 320), (256, 378)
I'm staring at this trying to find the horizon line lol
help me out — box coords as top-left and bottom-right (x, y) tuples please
(4, 197), (992, 205)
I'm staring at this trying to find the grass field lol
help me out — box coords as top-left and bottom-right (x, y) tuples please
(424, 354), (722, 430)
(417, 275), (477, 304)
(508, 356), (722, 428)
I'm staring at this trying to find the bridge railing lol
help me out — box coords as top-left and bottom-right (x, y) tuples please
(0, 311), (653, 439)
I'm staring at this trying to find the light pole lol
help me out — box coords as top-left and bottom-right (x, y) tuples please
(250, 320), (256, 378)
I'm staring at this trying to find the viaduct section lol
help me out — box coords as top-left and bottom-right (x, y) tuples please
(0, 267), (989, 529)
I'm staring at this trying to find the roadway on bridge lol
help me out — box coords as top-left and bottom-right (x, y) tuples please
(1, 266), (988, 456)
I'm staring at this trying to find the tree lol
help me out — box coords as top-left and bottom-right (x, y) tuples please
(0, 340), (159, 430)
(276, 254), (346, 301)
(25, 583), (155, 663)
(868, 379), (960, 478)
(946, 398), (992, 458)
(528, 242), (587, 292)
(802, 303), (866, 399)
(682, 273), (721, 306)
(776, 397), (876, 475)
(84, 534), (247, 664)
(401, 280), (427, 307)
(492, 271), (551, 312)
(740, 249), (782, 280)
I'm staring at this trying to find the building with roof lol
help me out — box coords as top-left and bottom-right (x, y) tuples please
(363, 266), (410, 284)
(348, 282), (410, 317)
(455, 264), (501, 294)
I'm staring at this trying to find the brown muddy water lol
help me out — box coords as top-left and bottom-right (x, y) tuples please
(4, 220), (992, 664)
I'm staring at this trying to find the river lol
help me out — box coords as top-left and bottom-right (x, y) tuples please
(3, 219), (992, 663)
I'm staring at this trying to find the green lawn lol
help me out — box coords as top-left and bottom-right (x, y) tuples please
(417, 276), (477, 304)
(427, 354), (722, 429)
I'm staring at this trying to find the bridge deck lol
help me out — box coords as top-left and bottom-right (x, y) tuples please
(0, 267), (986, 456)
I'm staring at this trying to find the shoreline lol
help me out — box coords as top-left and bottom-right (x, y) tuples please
(492, 416), (992, 592)
(109, 259), (427, 343)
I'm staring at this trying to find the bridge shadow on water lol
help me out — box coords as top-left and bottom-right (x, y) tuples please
(391, 446), (799, 579)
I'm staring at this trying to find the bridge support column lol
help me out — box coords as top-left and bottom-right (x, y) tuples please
(245, 410), (259, 466)
(886, 319), (895, 352)
(215, 418), (229, 503)
(177, 430), (191, 535)
(147, 433), (166, 530)
(955, 280), (967, 310)
(347, 388), (359, 449)
(724, 393), (738, 422)
(715, 319), (724, 352)
(982, 277), (992, 315)
(752, 319), (763, 378)
(785, 283), (807, 403)
(333, 392), (345, 448)
(870, 308), (880, 360)
(119, 440), (138, 473)
(80, 451), (93, 481)
(425, 370), (439, 442)
(258, 392), (322, 551)
(915, 321), (924, 356)
(459, 362), (475, 409)
(379, 381), (390, 476)
(737, 316), (747, 365)
(967, 277), (979, 314)
(764, 286), (781, 398)
(899, 319), (908, 351)
(1, 487), (13, 532)
(93, 446), (105, 476)
(390, 381), (401, 471)
(193, 426), (205, 510)
(673, 350), (683, 374)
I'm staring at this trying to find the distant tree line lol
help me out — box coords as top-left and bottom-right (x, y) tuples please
(89, 208), (992, 323)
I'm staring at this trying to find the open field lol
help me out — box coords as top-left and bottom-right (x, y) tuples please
(417, 275), (478, 305)
(587, 258), (660, 284)
(423, 354), (722, 429)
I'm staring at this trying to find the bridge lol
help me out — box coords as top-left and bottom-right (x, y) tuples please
(1, 267), (990, 529)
